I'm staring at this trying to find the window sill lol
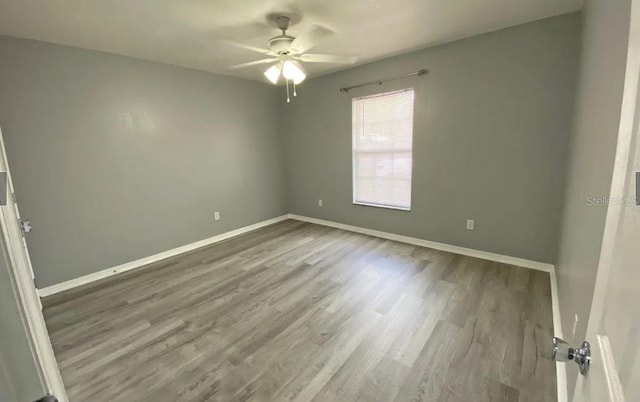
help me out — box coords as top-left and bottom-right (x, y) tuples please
(353, 201), (411, 211)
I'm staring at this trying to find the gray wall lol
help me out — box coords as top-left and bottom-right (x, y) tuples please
(0, 36), (287, 288)
(0, 240), (44, 401)
(283, 13), (581, 263)
(0, 14), (584, 286)
(555, 0), (632, 398)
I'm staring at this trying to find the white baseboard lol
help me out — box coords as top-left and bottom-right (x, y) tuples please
(287, 214), (555, 272)
(288, 213), (565, 401)
(37, 214), (290, 298)
(37, 212), (566, 400)
(39, 213), (555, 298)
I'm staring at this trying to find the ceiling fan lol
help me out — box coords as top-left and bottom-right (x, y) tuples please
(227, 15), (357, 102)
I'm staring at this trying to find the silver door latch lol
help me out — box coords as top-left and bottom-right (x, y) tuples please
(19, 219), (32, 233)
(552, 337), (591, 375)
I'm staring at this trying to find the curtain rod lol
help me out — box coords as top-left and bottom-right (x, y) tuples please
(339, 69), (429, 93)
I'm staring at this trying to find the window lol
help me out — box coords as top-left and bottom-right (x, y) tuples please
(352, 88), (415, 210)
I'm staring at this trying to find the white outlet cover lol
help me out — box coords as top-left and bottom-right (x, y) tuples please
(466, 219), (474, 230)
(318, 199), (323, 207)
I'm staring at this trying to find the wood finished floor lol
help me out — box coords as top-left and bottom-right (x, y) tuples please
(43, 220), (556, 402)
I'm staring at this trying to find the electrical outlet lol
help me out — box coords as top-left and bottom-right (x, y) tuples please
(318, 199), (323, 207)
(214, 211), (220, 221)
(572, 314), (579, 339)
(466, 219), (474, 230)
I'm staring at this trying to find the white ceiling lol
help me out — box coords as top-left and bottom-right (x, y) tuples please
(0, 0), (582, 83)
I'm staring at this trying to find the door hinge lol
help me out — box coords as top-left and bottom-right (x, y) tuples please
(19, 219), (31, 234)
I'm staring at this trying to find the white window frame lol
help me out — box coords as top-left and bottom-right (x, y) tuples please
(352, 88), (415, 211)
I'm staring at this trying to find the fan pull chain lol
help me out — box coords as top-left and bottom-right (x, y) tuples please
(286, 79), (291, 103)
(293, 81), (297, 97)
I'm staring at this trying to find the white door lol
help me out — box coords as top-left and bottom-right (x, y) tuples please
(0, 127), (67, 401)
(573, 1), (640, 399)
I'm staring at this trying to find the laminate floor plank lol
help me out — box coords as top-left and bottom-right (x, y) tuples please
(43, 220), (556, 401)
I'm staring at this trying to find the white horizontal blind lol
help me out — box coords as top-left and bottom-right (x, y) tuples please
(352, 88), (415, 210)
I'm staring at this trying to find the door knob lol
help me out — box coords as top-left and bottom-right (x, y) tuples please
(552, 337), (591, 375)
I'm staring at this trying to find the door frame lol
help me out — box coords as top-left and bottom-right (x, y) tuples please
(0, 127), (68, 401)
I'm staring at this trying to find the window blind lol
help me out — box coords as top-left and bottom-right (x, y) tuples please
(352, 88), (414, 210)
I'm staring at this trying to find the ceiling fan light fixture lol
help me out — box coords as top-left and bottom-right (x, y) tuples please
(264, 64), (281, 84)
(282, 60), (306, 84)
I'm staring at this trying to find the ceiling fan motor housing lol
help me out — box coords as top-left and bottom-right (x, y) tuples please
(268, 35), (295, 55)
(268, 15), (296, 55)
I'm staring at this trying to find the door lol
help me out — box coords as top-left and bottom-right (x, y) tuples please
(0, 126), (67, 401)
(573, 1), (640, 399)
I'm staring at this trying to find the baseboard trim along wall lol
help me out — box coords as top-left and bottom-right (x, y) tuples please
(37, 212), (566, 399)
(38, 213), (555, 298)
(288, 214), (554, 272)
(37, 214), (290, 298)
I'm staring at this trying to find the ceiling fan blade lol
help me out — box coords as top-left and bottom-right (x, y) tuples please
(289, 25), (334, 54)
(229, 58), (278, 69)
(218, 39), (273, 56)
(296, 53), (358, 64)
